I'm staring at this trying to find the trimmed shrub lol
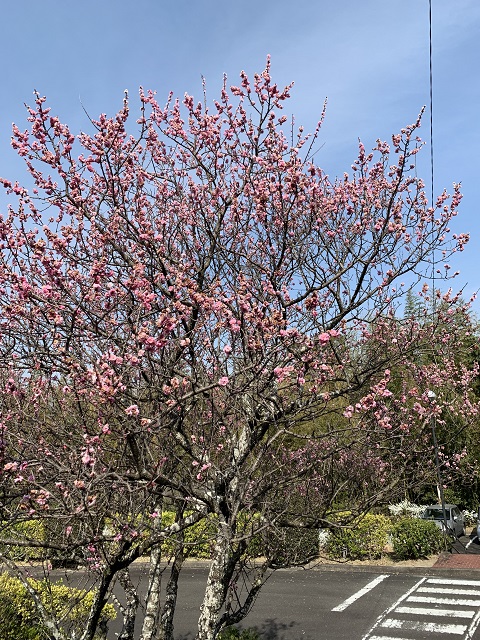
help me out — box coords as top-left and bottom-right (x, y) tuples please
(391, 517), (446, 559)
(159, 511), (218, 559)
(0, 573), (116, 640)
(0, 521), (47, 562)
(325, 514), (391, 560)
(266, 526), (319, 565)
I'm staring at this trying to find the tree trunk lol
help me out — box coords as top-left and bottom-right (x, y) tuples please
(140, 540), (163, 640)
(196, 521), (231, 640)
(117, 568), (139, 640)
(159, 547), (184, 640)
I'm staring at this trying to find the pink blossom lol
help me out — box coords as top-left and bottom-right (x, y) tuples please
(273, 366), (294, 382)
(343, 406), (354, 418)
(228, 318), (241, 333)
(125, 404), (140, 416)
(218, 376), (229, 386)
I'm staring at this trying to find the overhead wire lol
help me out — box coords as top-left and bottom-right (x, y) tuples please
(429, 0), (436, 311)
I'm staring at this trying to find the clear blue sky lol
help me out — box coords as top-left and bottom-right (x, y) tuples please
(1, 0), (479, 305)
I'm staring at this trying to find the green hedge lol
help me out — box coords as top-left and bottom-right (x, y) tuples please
(4, 511), (451, 566)
(160, 511), (218, 559)
(0, 521), (47, 561)
(325, 514), (391, 560)
(160, 512), (318, 564)
(260, 526), (319, 565)
(3, 512), (320, 565)
(390, 517), (446, 559)
(0, 573), (116, 640)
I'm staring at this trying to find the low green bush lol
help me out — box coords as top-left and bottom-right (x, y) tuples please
(266, 526), (319, 565)
(325, 514), (391, 560)
(391, 517), (446, 559)
(0, 521), (47, 562)
(0, 573), (116, 640)
(158, 511), (218, 559)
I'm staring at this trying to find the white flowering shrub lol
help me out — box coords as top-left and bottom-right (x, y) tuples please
(388, 501), (426, 519)
(463, 510), (478, 526)
(318, 529), (330, 548)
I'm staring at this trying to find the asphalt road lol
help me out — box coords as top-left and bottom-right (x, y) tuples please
(118, 561), (480, 640)
(29, 533), (480, 640)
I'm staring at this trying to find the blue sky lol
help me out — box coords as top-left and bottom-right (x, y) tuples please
(1, 0), (479, 305)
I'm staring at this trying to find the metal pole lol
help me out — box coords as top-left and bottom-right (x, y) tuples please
(428, 391), (449, 548)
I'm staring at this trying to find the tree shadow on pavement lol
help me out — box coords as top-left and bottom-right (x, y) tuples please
(176, 619), (313, 640)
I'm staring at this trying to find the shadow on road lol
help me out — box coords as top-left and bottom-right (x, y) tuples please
(449, 530), (480, 554)
(176, 619), (314, 640)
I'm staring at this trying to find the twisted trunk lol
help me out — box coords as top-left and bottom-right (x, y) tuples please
(140, 541), (163, 640)
(117, 568), (139, 640)
(196, 519), (231, 640)
(159, 547), (184, 640)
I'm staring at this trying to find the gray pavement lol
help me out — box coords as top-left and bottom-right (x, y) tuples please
(16, 534), (480, 639)
(117, 561), (480, 640)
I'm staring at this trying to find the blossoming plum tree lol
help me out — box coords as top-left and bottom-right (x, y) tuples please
(0, 60), (477, 640)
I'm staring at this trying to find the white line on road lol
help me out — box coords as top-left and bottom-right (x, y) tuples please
(380, 618), (467, 634)
(407, 595), (480, 606)
(465, 609), (480, 640)
(418, 586), (480, 596)
(466, 536), (478, 550)
(369, 637), (409, 640)
(427, 578), (480, 587)
(331, 574), (389, 612)
(395, 606), (476, 618)
(361, 577), (426, 639)
(369, 637), (411, 640)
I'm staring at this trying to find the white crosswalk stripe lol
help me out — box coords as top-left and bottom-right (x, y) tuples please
(418, 586), (480, 596)
(428, 578), (480, 587)
(395, 606), (476, 618)
(407, 595), (480, 606)
(379, 618), (467, 634)
(361, 576), (480, 639)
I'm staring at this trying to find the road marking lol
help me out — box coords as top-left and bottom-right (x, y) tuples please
(380, 618), (467, 634)
(331, 574), (389, 612)
(369, 637), (410, 640)
(369, 637), (409, 640)
(361, 577), (426, 639)
(360, 574), (480, 640)
(418, 586), (480, 596)
(466, 610), (480, 640)
(466, 536), (478, 550)
(395, 606), (476, 618)
(427, 578), (480, 587)
(407, 595), (480, 606)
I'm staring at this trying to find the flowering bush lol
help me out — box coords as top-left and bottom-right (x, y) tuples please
(388, 500), (427, 519)
(462, 510), (478, 526)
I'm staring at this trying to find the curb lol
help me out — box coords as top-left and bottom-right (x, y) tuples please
(306, 553), (480, 576)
